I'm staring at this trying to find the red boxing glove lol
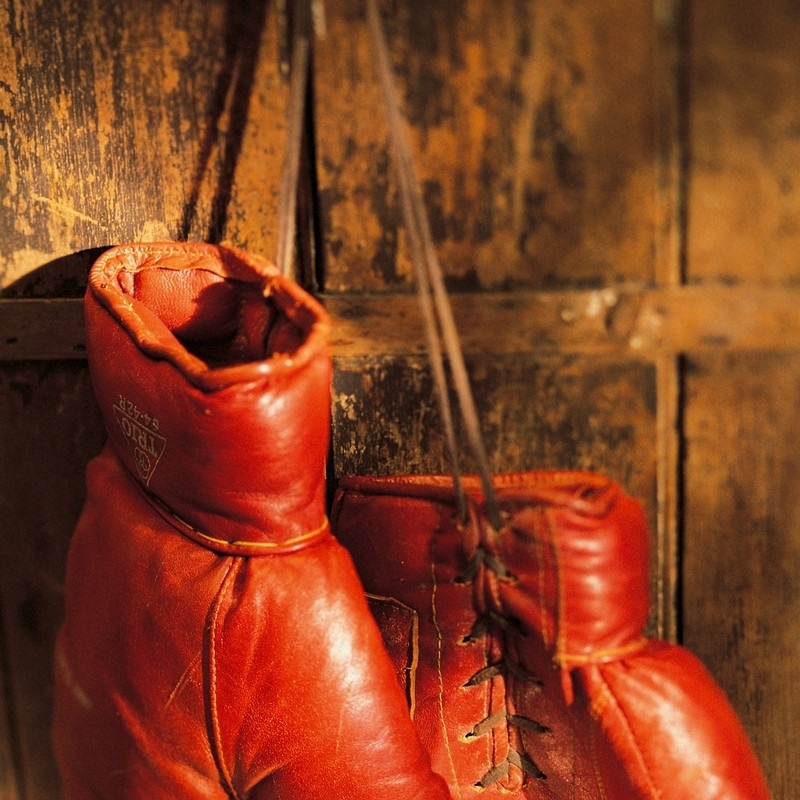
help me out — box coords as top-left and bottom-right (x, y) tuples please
(332, 473), (771, 799)
(52, 243), (450, 800)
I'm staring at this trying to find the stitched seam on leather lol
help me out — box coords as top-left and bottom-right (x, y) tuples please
(173, 514), (330, 551)
(530, 509), (551, 649)
(338, 472), (617, 517)
(557, 638), (649, 667)
(430, 554), (464, 799)
(591, 669), (661, 799)
(142, 488), (330, 553)
(545, 509), (568, 662)
(589, 714), (608, 800)
(207, 558), (243, 800)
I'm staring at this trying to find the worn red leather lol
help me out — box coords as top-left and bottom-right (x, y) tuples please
(52, 242), (450, 800)
(332, 473), (771, 799)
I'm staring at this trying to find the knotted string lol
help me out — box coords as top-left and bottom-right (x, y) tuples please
(366, 0), (502, 531)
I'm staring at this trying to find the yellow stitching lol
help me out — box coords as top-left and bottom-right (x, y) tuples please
(557, 638), (649, 667)
(590, 682), (612, 719)
(166, 649), (202, 708)
(529, 510), (551, 649)
(148, 493), (330, 551)
(409, 608), (420, 721)
(207, 559), (243, 800)
(545, 509), (568, 663)
(431, 556), (463, 800)
(589, 710), (608, 800)
(365, 593), (420, 720)
(180, 516), (329, 551)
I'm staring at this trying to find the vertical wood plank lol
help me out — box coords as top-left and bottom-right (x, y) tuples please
(0, 627), (22, 800)
(652, 0), (684, 642)
(0, 0), (289, 295)
(683, 352), (800, 799)
(682, 3), (800, 790)
(685, 0), (800, 282)
(0, 364), (105, 800)
(314, 0), (659, 292)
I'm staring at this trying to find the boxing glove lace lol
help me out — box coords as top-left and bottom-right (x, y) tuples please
(332, 472), (771, 800)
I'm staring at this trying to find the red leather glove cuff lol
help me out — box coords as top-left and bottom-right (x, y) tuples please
(85, 242), (332, 553)
(334, 471), (651, 663)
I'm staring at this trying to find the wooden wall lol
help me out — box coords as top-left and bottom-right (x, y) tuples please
(0, 0), (797, 797)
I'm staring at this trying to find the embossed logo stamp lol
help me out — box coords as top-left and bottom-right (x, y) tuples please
(112, 395), (166, 485)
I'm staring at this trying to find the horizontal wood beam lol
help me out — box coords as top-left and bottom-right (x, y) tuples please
(1, 284), (799, 361)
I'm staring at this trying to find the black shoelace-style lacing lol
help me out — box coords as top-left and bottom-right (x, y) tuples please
(456, 509), (550, 787)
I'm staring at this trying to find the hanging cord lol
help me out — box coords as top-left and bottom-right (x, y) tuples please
(366, 0), (503, 531)
(276, 1), (312, 278)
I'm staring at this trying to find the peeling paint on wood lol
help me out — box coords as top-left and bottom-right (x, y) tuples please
(314, 0), (658, 291)
(332, 353), (656, 501)
(687, 0), (800, 283)
(0, 0), (289, 294)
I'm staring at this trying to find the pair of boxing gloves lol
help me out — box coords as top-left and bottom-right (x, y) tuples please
(53, 242), (771, 799)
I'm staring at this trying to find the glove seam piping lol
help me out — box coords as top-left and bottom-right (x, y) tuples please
(142, 486), (331, 554)
(430, 521), (465, 800)
(206, 557), (244, 800)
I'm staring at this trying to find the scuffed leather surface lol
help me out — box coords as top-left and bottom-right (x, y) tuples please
(53, 242), (449, 800)
(332, 473), (771, 800)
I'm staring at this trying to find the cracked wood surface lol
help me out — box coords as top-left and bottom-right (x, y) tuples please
(1, 0), (798, 798)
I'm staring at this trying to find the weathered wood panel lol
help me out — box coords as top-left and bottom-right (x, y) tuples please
(686, 0), (800, 283)
(0, 364), (104, 800)
(683, 352), (800, 800)
(12, 282), (800, 361)
(0, 0), (289, 295)
(0, 626), (22, 800)
(0, 0), (795, 796)
(314, 0), (658, 292)
(682, 3), (800, 791)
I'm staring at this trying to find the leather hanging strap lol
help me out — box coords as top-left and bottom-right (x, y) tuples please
(366, 0), (502, 530)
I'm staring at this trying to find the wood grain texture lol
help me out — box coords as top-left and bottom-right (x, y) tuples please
(0, 627), (22, 800)
(686, 0), (800, 282)
(0, 0), (289, 295)
(683, 352), (800, 800)
(8, 282), (800, 361)
(314, 0), (658, 292)
(0, 364), (104, 800)
(0, 0), (796, 795)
